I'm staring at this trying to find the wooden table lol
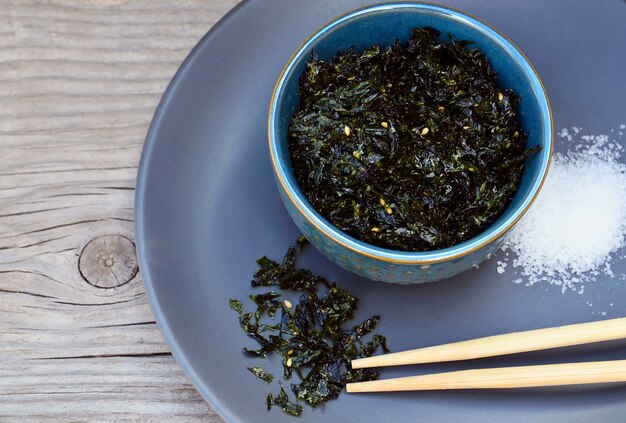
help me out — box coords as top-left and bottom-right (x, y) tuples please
(0, 1), (240, 420)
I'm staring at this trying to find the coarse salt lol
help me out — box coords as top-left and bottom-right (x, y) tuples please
(500, 125), (626, 293)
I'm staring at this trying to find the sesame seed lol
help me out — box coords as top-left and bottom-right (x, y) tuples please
(283, 300), (292, 309)
(287, 350), (294, 356)
(381, 122), (389, 128)
(352, 150), (361, 159)
(379, 198), (386, 206)
(286, 358), (293, 367)
(438, 106), (445, 112)
(498, 92), (504, 101)
(371, 227), (380, 232)
(385, 206), (393, 215)
(421, 127), (429, 136)
(344, 125), (351, 136)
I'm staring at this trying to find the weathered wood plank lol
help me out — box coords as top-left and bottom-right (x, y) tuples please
(0, 0), (240, 420)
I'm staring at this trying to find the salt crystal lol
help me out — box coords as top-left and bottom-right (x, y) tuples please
(558, 128), (573, 141)
(500, 126), (626, 292)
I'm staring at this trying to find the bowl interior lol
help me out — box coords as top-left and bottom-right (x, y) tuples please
(271, 4), (551, 257)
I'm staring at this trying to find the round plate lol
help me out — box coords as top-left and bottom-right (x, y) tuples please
(135, 1), (626, 422)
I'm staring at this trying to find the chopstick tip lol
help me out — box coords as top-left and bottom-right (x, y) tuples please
(350, 359), (364, 369)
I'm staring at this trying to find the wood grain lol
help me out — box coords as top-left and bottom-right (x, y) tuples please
(0, 1), (239, 420)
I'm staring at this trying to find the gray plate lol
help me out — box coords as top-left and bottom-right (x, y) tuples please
(135, 0), (626, 422)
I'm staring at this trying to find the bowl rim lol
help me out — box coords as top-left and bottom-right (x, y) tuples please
(268, 1), (553, 265)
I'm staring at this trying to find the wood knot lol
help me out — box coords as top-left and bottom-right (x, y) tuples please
(78, 235), (138, 288)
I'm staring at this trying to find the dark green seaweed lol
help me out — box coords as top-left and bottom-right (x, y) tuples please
(288, 27), (539, 252)
(247, 366), (274, 383)
(267, 387), (303, 416)
(231, 237), (388, 416)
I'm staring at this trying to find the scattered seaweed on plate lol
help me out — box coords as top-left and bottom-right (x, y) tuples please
(248, 366), (274, 383)
(230, 237), (389, 416)
(267, 387), (303, 417)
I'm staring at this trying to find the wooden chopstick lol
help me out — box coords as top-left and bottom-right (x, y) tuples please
(346, 360), (626, 392)
(351, 317), (626, 369)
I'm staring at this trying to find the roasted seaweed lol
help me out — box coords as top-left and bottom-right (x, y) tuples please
(267, 388), (303, 416)
(248, 366), (274, 383)
(288, 27), (538, 251)
(230, 237), (388, 416)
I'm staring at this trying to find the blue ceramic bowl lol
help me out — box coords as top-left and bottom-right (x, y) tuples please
(268, 3), (552, 284)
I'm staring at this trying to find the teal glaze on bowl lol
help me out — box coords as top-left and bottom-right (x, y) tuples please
(269, 3), (552, 284)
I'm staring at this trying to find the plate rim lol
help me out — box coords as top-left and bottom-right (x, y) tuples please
(135, 1), (255, 421)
